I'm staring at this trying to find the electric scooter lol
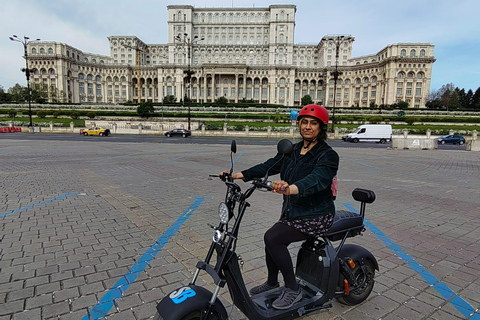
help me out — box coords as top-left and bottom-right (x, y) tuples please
(155, 139), (378, 320)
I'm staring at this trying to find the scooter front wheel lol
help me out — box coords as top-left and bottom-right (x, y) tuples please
(337, 259), (375, 305)
(153, 310), (224, 320)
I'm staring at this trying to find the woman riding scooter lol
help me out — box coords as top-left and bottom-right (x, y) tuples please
(223, 104), (339, 310)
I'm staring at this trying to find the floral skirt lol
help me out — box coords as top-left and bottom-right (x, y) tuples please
(279, 213), (334, 238)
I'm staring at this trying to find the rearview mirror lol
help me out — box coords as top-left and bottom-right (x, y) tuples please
(277, 139), (293, 155)
(231, 140), (237, 154)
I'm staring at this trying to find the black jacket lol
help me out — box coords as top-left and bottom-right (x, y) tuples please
(241, 140), (339, 220)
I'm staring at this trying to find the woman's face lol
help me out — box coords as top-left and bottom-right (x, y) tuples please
(299, 116), (321, 140)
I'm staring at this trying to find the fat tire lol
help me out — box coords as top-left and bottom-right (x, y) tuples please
(353, 138), (359, 143)
(153, 310), (224, 320)
(379, 139), (386, 144)
(337, 259), (375, 306)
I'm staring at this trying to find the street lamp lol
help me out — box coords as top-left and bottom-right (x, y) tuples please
(328, 35), (350, 133)
(175, 33), (204, 131)
(9, 35), (41, 128)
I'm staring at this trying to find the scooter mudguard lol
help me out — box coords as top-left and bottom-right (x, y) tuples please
(156, 285), (227, 320)
(338, 244), (379, 270)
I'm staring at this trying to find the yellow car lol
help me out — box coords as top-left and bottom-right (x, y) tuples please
(81, 127), (111, 136)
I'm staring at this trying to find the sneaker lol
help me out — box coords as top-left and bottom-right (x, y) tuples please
(249, 281), (279, 295)
(272, 287), (302, 310)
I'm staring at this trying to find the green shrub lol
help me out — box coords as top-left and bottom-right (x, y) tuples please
(70, 111), (80, 120)
(87, 111), (96, 119)
(52, 111), (59, 118)
(36, 110), (47, 118)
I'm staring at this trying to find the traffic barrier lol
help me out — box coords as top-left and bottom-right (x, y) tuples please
(0, 127), (22, 133)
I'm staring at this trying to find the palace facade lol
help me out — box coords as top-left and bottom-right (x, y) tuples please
(25, 4), (435, 108)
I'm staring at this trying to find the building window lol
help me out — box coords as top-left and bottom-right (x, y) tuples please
(420, 49), (426, 57)
(400, 49), (406, 57)
(410, 49), (416, 57)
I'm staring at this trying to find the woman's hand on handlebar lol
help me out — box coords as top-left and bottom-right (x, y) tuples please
(219, 170), (244, 180)
(272, 180), (298, 195)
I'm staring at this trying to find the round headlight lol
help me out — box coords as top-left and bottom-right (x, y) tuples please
(218, 202), (230, 224)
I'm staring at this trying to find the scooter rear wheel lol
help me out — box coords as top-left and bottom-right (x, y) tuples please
(337, 259), (375, 305)
(153, 310), (224, 320)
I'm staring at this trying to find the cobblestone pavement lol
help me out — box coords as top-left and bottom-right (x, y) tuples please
(1, 138), (480, 320)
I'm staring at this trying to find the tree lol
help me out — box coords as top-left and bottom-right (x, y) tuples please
(137, 101), (155, 118)
(215, 96), (228, 107)
(162, 95), (177, 104)
(301, 95), (313, 106)
(31, 83), (48, 103)
(0, 85), (11, 102)
(473, 87), (480, 109)
(7, 84), (27, 102)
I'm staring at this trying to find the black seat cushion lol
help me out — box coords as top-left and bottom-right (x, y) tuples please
(325, 210), (363, 239)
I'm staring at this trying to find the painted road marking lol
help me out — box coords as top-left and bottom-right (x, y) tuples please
(342, 202), (479, 319)
(82, 197), (205, 320)
(0, 192), (79, 218)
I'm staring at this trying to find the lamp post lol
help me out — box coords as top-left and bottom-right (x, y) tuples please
(329, 35), (350, 133)
(9, 35), (40, 129)
(175, 33), (203, 131)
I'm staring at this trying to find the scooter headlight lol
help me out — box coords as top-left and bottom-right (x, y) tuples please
(218, 202), (230, 224)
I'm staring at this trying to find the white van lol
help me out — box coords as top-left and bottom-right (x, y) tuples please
(343, 124), (392, 143)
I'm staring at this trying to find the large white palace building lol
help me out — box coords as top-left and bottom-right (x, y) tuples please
(25, 4), (435, 108)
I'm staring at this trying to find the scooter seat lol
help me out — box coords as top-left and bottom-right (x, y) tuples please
(324, 210), (363, 241)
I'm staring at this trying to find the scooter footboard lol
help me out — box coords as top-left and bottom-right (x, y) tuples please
(156, 285), (228, 320)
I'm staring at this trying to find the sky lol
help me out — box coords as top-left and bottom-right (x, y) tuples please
(1, 0), (479, 93)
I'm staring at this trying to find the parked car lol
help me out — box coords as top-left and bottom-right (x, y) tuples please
(343, 124), (392, 143)
(437, 135), (465, 145)
(164, 128), (191, 138)
(81, 127), (111, 136)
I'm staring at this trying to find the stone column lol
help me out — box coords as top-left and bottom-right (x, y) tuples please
(50, 121), (54, 131)
(70, 121), (74, 132)
(426, 129), (431, 139)
(245, 125), (249, 136)
(223, 122), (227, 135)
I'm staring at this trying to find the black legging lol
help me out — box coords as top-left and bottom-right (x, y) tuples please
(264, 222), (310, 290)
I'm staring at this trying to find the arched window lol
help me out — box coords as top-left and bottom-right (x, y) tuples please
(39, 48), (45, 54)
(407, 72), (415, 78)
(87, 74), (93, 80)
(49, 68), (55, 75)
(113, 76), (119, 82)
(364, 77), (369, 83)
(397, 72), (405, 79)
(356, 78), (361, 84)
(279, 78), (286, 84)
(41, 68), (47, 75)
(410, 49), (416, 57)
(417, 72), (424, 79)
(372, 76), (377, 83)
(106, 76), (112, 82)
(32, 48), (37, 54)
(121, 76), (126, 82)
(95, 75), (101, 82)
(400, 49), (406, 57)
(48, 48), (53, 54)
(78, 73), (84, 80)
(420, 49), (426, 57)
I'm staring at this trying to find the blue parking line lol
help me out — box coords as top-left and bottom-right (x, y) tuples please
(82, 197), (205, 320)
(0, 193), (79, 218)
(342, 202), (479, 319)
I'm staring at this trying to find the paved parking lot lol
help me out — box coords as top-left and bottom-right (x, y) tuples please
(1, 138), (480, 320)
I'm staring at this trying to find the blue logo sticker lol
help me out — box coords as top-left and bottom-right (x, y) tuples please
(169, 287), (197, 304)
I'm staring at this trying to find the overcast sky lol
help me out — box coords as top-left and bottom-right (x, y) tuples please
(2, 0), (479, 93)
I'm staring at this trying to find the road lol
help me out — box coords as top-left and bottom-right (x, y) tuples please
(0, 132), (467, 150)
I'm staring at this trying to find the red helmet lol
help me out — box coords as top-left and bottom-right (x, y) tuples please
(297, 104), (329, 126)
